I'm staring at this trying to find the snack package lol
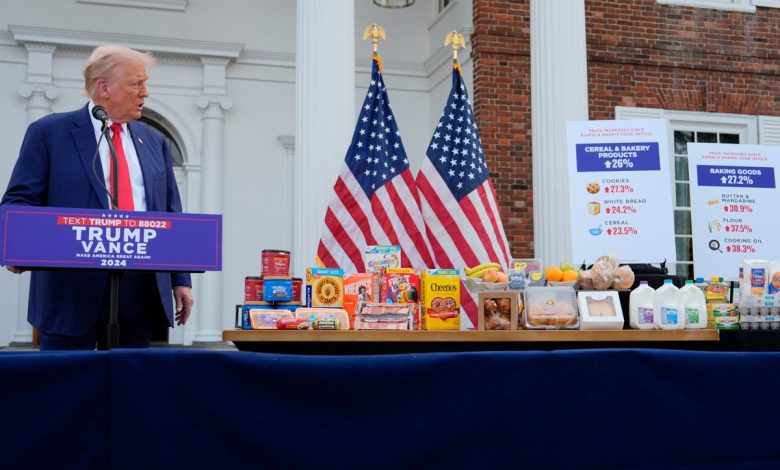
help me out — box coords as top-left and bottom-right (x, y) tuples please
(382, 268), (420, 328)
(510, 258), (544, 287)
(420, 269), (461, 330)
(769, 262), (780, 295)
(249, 309), (293, 330)
(295, 307), (350, 330)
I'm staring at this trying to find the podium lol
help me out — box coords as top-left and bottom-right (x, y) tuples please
(0, 205), (222, 347)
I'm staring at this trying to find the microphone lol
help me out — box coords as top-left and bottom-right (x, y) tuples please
(89, 105), (119, 209)
(92, 105), (110, 130)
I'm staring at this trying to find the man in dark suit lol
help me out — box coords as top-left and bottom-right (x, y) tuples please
(1, 44), (194, 350)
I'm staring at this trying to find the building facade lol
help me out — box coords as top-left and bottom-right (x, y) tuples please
(2, 0), (779, 345)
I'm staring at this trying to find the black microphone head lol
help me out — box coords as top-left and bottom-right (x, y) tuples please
(91, 105), (109, 123)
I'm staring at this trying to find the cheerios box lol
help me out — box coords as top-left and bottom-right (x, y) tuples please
(305, 267), (344, 308)
(420, 269), (461, 330)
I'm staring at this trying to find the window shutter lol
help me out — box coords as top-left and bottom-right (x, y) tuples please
(758, 116), (780, 145)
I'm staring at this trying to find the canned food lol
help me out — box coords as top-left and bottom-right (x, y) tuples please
(262, 249), (291, 277)
(244, 276), (264, 302)
(292, 277), (302, 302)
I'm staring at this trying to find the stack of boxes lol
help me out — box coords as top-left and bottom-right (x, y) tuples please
(240, 249), (302, 329)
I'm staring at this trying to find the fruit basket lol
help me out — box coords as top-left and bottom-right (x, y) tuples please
(462, 277), (510, 293)
(547, 280), (579, 289)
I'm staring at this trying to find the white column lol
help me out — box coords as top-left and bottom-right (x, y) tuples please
(278, 135), (296, 252)
(294, 0), (355, 277)
(13, 42), (58, 344)
(531, 0), (588, 266)
(195, 57), (232, 342)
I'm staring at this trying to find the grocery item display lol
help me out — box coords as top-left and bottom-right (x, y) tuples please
(233, 246), (780, 334)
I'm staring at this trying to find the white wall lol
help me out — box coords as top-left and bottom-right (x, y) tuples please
(0, 0), (473, 346)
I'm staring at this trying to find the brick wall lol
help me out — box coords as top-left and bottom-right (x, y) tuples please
(472, 0), (533, 258)
(587, 0), (780, 118)
(473, 0), (780, 259)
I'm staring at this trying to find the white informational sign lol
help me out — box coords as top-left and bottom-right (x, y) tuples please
(566, 119), (676, 264)
(688, 143), (780, 281)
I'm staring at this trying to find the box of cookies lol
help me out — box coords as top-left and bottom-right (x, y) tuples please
(420, 269), (460, 330)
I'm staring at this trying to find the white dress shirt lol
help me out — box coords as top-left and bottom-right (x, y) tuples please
(88, 101), (147, 211)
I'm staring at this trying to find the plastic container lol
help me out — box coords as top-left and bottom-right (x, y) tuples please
(694, 277), (708, 296)
(244, 276), (263, 302)
(261, 249), (291, 277)
(629, 281), (655, 329)
(654, 279), (684, 330)
(523, 286), (579, 329)
(680, 280), (707, 329)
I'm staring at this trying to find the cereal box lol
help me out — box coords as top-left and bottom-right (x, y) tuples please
(364, 245), (402, 273)
(382, 268), (421, 329)
(305, 267), (344, 308)
(343, 273), (377, 329)
(420, 269), (461, 330)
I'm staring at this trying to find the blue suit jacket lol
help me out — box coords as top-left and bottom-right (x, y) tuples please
(1, 104), (191, 335)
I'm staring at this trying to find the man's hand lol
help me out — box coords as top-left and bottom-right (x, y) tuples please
(5, 266), (26, 274)
(174, 286), (194, 326)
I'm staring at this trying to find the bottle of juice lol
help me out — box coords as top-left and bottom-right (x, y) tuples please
(680, 280), (707, 329)
(705, 277), (728, 329)
(654, 279), (683, 330)
(629, 281), (655, 329)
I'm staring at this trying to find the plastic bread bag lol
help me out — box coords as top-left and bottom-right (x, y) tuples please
(612, 265), (635, 290)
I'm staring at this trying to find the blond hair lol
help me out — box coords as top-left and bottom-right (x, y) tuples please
(83, 44), (155, 97)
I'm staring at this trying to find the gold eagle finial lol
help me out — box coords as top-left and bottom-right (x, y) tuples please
(363, 23), (386, 54)
(444, 31), (466, 63)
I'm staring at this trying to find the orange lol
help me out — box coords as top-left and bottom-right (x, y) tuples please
(545, 266), (563, 282)
(561, 269), (578, 282)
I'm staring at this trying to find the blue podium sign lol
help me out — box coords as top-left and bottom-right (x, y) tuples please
(0, 205), (221, 272)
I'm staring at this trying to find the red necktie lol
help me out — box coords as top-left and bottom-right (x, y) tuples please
(110, 123), (134, 210)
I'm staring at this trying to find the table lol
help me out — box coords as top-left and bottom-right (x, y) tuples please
(223, 328), (721, 354)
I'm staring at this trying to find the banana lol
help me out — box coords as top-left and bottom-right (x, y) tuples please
(466, 262), (501, 278)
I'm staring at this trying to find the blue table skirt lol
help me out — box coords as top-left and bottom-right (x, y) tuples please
(2, 349), (779, 469)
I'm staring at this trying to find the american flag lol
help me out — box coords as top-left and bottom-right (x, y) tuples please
(416, 66), (511, 329)
(316, 57), (434, 272)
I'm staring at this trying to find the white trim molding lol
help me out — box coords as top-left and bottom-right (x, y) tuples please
(9, 25), (243, 58)
(76, 0), (188, 11)
(656, 0), (756, 12)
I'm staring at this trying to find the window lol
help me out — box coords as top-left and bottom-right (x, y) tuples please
(438, 0), (454, 13)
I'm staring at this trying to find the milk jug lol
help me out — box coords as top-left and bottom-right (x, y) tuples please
(629, 281), (655, 329)
(680, 280), (707, 329)
(654, 279), (683, 330)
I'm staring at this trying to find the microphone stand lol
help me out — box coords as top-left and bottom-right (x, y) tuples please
(102, 122), (122, 350)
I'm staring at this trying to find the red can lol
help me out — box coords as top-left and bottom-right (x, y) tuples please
(244, 276), (264, 302)
(261, 249), (291, 277)
(292, 277), (302, 302)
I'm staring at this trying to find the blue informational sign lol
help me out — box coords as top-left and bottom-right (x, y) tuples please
(0, 205), (222, 271)
(696, 165), (776, 189)
(575, 142), (661, 172)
